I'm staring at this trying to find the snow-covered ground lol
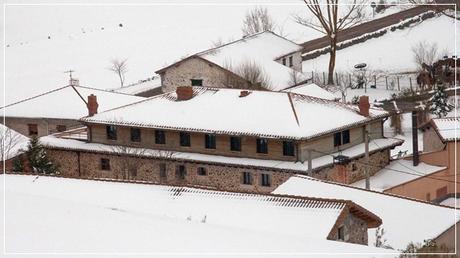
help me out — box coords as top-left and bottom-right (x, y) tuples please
(0, 175), (393, 257)
(302, 15), (458, 74)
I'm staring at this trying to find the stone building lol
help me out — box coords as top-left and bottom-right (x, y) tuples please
(156, 31), (307, 93)
(1, 81), (145, 137)
(41, 86), (402, 193)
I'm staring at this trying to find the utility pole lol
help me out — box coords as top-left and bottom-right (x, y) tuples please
(365, 123), (370, 190)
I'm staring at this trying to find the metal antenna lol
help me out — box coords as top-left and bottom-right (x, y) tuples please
(64, 69), (75, 80)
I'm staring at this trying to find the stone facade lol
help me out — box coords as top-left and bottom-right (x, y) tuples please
(47, 149), (292, 193)
(421, 125), (446, 153)
(159, 57), (250, 93)
(274, 51), (303, 72)
(4, 117), (82, 137)
(328, 209), (368, 245)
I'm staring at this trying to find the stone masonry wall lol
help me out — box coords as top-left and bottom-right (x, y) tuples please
(328, 209), (368, 245)
(47, 149), (292, 194)
(161, 57), (250, 93)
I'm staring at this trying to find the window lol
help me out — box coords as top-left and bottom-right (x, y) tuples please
(261, 173), (271, 187)
(179, 132), (191, 147)
(338, 226), (345, 241)
(256, 138), (268, 154)
(159, 163), (167, 178)
(230, 136), (241, 152)
(289, 56), (293, 67)
(283, 141), (295, 156)
(242, 172), (253, 185)
(155, 130), (166, 144)
(175, 165), (186, 179)
(130, 128), (141, 142)
(282, 58), (286, 66)
(342, 130), (350, 144)
(334, 130), (350, 147)
(100, 158), (111, 170)
(56, 125), (67, 132)
(197, 167), (207, 176)
(205, 134), (216, 149)
(191, 79), (203, 86)
(28, 124), (38, 136)
(106, 125), (117, 140)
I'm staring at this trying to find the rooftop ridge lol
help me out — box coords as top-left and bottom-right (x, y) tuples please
(293, 175), (459, 210)
(2, 85), (70, 109)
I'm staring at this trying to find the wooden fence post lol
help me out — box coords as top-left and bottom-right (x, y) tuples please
(385, 76), (388, 90)
(409, 77), (413, 92)
(397, 76), (400, 91)
(374, 75), (376, 88)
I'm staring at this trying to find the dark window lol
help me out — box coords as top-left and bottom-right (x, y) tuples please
(334, 130), (350, 147)
(56, 125), (67, 132)
(242, 172), (252, 185)
(159, 163), (167, 178)
(155, 130), (166, 144)
(261, 173), (271, 187)
(282, 58), (286, 66)
(351, 163), (358, 171)
(106, 125), (117, 140)
(230, 136), (241, 151)
(338, 226), (345, 241)
(342, 130), (350, 144)
(131, 128), (141, 142)
(100, 158), (111, 170)
(256, 138), (268, 154)
(197, 167), (207, 176)
(333, 132), (342, 147)
(28, 124), (38, 136)
(205, 134), (216, 149)
(175, 165), (186, 179)
(289, 56), (293, 67)
(283, 141), (295, 156)
(179, 132), (191, 147)
(191, 79), (203, 86)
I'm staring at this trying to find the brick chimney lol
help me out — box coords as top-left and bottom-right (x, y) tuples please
(239, 90), (251, 97)
(176, 86), (194, 101)
(358, 96), (370, 117)
(87, 94), (98, 116)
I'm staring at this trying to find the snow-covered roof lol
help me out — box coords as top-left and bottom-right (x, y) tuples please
(426, 117), (459, 142)
(40, 135), (402, 173)
(282, 83), (338, 100)
(3, 85), (145, 120)
(351, 159), (446, 192)
(3, 175), (393, 256)
(0, 124), (29, 159)
(109, 76), (162, 95)
(440, 197), (459, 208)
(157, 31), (306, 91)
(81, 87), (390, 140)
(274, 175), (460, 250)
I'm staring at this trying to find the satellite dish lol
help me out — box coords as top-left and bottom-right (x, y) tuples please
(354, 63), (367, 69)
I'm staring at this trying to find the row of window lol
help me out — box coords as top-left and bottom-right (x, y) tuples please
(27, 124), (67, 136)
(106, 126), (296, 156)
(281, 56), (294, 67)
(99, 158), (271, 187)
(333, 130), (350, 147)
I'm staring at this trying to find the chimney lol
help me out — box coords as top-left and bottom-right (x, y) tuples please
(87, 94), (99, 117)
(176, 86), (194, 101)
(70, 78), (79, 86)
(239, 90), (251, 97)
(358, 96), (370, 117)
(412, 110), (419, 166)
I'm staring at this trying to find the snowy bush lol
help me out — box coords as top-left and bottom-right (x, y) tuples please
(429, 83), (453, 118)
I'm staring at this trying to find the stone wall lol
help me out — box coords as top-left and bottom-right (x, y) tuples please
(4, 117), (82, 137)
(47, 149), (292, 194)
(328, 209), (368, 245)
(160, 57), (250, 93)
(422, 126), (446, 153)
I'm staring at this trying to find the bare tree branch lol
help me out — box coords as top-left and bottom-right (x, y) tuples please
(108, 58), (128, 87)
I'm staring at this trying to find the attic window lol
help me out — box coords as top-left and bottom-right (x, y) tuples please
(106, 125), (117, 140)
(205, 134), (216, 149)
(131, 128), (141, 142)
(256, 138), (268, 154)
(283, 141), (295, 156)
(179, 132), (191, 147)
(282, 58), (286, 66)
(28, 124), (38, 136)
(289, 56), (293, 67)
(334, 130), (350, 147)
(191, 79), (203, 86)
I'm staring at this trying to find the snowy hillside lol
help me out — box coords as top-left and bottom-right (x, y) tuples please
(302, 14), (458, 73)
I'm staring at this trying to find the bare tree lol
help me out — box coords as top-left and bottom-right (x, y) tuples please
(294, 0), (367, 84)
(108, 58), (128, 87)
(412, 41), (439, 71)
(0, 126), (25, 163)
(234, 60), (272, 90)
(242, 6), (276, 36)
